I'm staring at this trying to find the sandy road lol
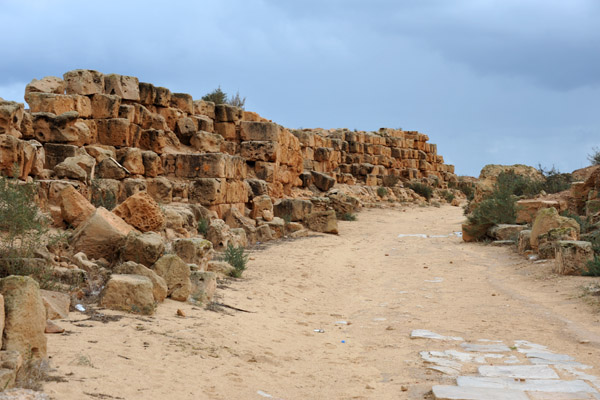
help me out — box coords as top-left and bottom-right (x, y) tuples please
(45, 205), (600, 399)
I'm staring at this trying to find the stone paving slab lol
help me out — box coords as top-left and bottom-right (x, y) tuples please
(456, 376), (598, 393)
(432, 385), (529, 400)
(461, 343), (512, 352)
(527, 392), (600, 399)
(478, 365), (560, 379)
(410, 329), (464, 341)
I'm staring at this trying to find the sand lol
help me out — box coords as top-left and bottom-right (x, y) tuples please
(44, 205), (600, 399)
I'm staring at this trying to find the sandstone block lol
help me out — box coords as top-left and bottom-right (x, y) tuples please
(252, 194), (273, 220)
(172, 238), (213, 267)
(189, 178), (224, 206)
(117, 147), (144, 175)
(193, 100), (215, 119)
(191, 115), (214, 133)
(246, 178), (269, 197)
(142, 150), (162, 177)
(96, 157), (129, 180)
(240, 141), (279, 162)
(175, 116), (197, 144)
(488, 224), (527, 241)
(175, 153), (247, 179)
(0, 276), (47, 358)
(516, 199), (563, 224)
(25, 76), (65, 97)
(170, 93), (193, 114)
(147, 176), (173, 203)
(138, 129), (169, 154)
(190, 271), (217, 303)
(70, 207), (135, 260)
(54, 154), (95, 181)
(311, 171), (336, 192)
(103, 74), (140, 101)
(96, 118), (131, 147)
(305, 210), (338, 234)
(154, 86), (171, 107)
(113, 191), (165, 232)
(40, 289), (70, 320)
(120, 231), (165, 267)
(206, 219), (232, 249)
(118, 104), (135, 121)
(531, 207), (580, 249)
(26, 93), (75, 115)
(239, 121), (279, 141)
(63, 69), (104, 95)
(59, 185), (95, 227)
(152, 254), (192, 301)
(214, 122), (237, 140)
(190, 131), (223, 153)
(114, 261), (167, 302)
(215, 104), (241, 123)
(273, 199), (313, 222)
(555, 240), (595, 275)
(100, 274), (155, 314)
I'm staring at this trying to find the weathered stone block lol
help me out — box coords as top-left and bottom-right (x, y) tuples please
(96, 118), (132, 147)
(215, 104), (241, 123)
(190, 131), (223, 153)
(113, 261), (167, 302)
(190, 271), (217, 303)
(26, 93), (75, 115)
(152, 254), (191, 302)
(239, 121), (279, 141)
(103, 74), (140, 101)
(305, 210), (338, 234)
(273, 199), (313, 222)
(175, 153), (246, 179)
(531, 207), (580, 249)
(120, 231), (165, 267)
(555, 240), (595, 275)
(311, 171), (336, 192)
(90, 94), (121, 119)
(170, 93), (193, 114)
(240, 141), (279, 162)
(113, 192), (165, 232)
(193, 100), (215, 119)
(63, 69), (104, 95)
(100, 274), (155, 314)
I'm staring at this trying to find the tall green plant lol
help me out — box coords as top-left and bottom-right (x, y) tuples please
(223, 244), (249, 278)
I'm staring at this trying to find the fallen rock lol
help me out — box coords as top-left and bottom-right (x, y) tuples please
(113, 192), (165, 232)
(517, 230), (532, 254)
(516, 199), (563, 224)
(114, 261), (167, 302)
(70, 207), (136, 261)
(100, 274), (155, 314)
(0, 276), (47, 358)
(273, 198), (313, 222)
(251, 194), (273, 221)
(120, 231), (165, 267)
(189, 271), (217, 303)
(45, 320), (65, 334)
(40, 290), (70, 320)
(488, 224), (527, 241)
(555, 240), (595, 275)
(305, 210), (338, 234)
(58, 185), (95, 228)
(152, 255), (192, 302)
(206, 219), (232, 249)
(171, 238), (213, 267)
(311, 171), (336, 192)
(206, 260), (235, 278)
(530, 207), (580, 250)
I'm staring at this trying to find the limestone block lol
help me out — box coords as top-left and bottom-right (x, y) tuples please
(170, 93), (193, 114)
(240, 141), (279, 162)
(154, 86), (171, 107)
(223, 180), (249, 204)
(252, 194), (273, 220)
(90, 94), (121, 119)
(190, 131), (223, 153)
(531, 207), (580, 249)
(191, 115), (214, 133)
(63, 69), (104, 95)
(114, 261), (167, 302)
(25, 76), (65, 97)
(215, 104), (241, 123)
(214, 122), (237, 140)
(73, 95), (92, 118)
(172, 238), (213, 267)
(0, 276), (47, 358)
(193, 100), (215, 119)
(206, 219), (232, 249)
(138, 82), (156, 105)
(96, 157), (129, 180)
(118, 104), (135, 121)
(152, 254), (192, 302)
(70, 207), (135, 260)
(103, 74), (140, 101)
(113, 191), (165, 232)
(100, 274), (155, 314)
(175, 116), (197, 144)
(142, 150), (163, 177)
(54, 154), (95, 181)
(311, 171), (336, 192)
(488, 224), (527, 241)
(117, 147), (144, 175)
(517, 230), (532, 254)
(120, 231), (165, 267)
(239, 121), (279, 141)
(26, 93), (75, 115)
(305, 210), (338, 234)
(146, 176), (173, 203)
(189, 178), (224, 206)
(516, 199), (563, 224)
(555, 240), (595, 275)
(156, 107), (183, 131)
(59, 185), (95, 227)
(43, 143), (80, 169)
(40, 289), (70, 320)
(138, 129), (170, 154)
(273, 199), (313, 222)
(96, 118), (132, 147)
(206, 260), (235, 278)
(246, 178), (269, 197)
(189, 271), (217, 303)
(175, 153), (247, 179)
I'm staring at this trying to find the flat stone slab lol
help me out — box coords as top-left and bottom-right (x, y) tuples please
(461, 343), (512, 352)
(457, 376), (597, 393)
(432, 385), (529, 400)
(527, 393), (600, 400)
(526, 352), (574, 362)
(478, 365), (559, 379)
(411, 329), (464, 341)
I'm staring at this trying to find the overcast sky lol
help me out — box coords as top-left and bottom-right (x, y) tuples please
(1, 0), (599, 176)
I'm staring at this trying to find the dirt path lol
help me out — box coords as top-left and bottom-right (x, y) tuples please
(45, 205), (600, 399)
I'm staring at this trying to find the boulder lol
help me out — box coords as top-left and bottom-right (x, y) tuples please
(327, 191), (361, 217)
(70, 207), (135, 260)
(113, 192), (165, 232)
(59, 184), (96, 227)
(40, 289), (70, 320)
(555, 241), (595, 275)
(120, 231), (165, 267)
(152, 255), (192, 302)
(273, 199), (313, 222)
(530, 207), (580, 250)
(113, 261), (167, 302)
(171, 238), (213, 267)
(474, 164), (543, 205)
(305, 210), (339, 234)
(311, 171), (336, 192)
(0, 276), (47, 358)
(488, 224), (527, 241)
(100, 274), (155, 314)
(189, 271), (217, 303)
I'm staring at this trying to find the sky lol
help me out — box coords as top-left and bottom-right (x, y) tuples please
(1, 0), (599, 177)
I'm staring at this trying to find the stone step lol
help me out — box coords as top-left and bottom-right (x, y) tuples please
(432, 385), (529, 400)
(457, 376), (598, 393)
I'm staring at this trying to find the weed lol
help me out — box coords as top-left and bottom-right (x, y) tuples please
(341, 213), (357, 221)
(409, 182), (433, 201)
(15, 358), (51, 391)
(376, 187), (388, 197)
(538, 165), (572, 194)
(439, 190), (455, 203)
(223, 244), (249, 278)
(588, 146), (600, 166)
(197, 218), (209, 235)
(583, 256), (600, 277)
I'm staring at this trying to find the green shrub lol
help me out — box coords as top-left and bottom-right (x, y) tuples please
(538, 166), (572, 194)
(409, 182), (433, 201)
(281, 214), (292, 225)
(197, 218), (209, 235)
(561, 212), (594, 234)
(449, 178), (475, 201)
(376, 187), (388, 197)
(440, 190), (455, 203)
(588, 146), (600, 166)
(0, 175), (59, 285)
(202, 87), (246, 109)
(223, 244), (249, 278)
(341, 213), (357, 221)
(583, 256), (600, 277)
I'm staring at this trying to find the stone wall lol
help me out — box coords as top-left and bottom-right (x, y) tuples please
(0, 69), (455, 218)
